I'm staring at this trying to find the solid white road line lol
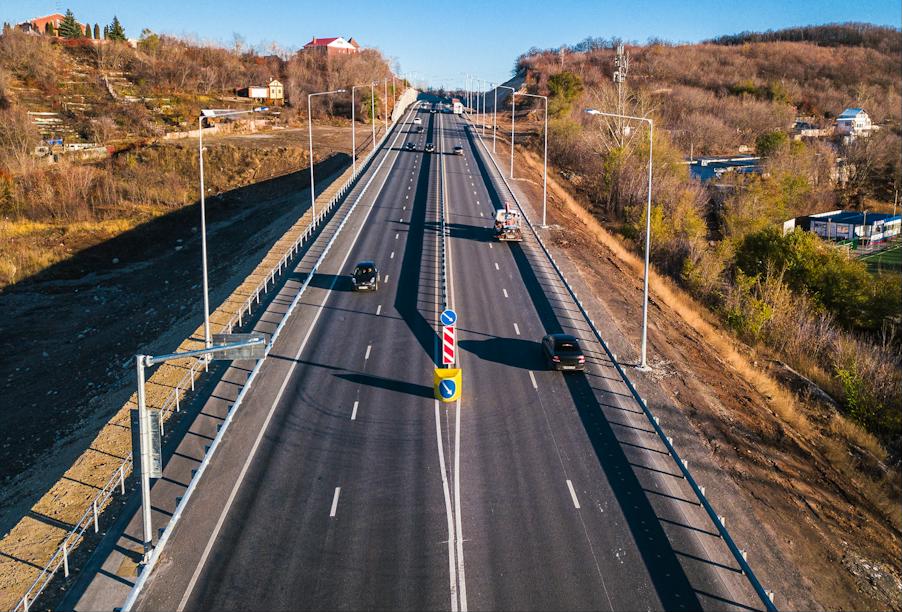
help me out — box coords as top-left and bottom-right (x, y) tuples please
(494, 262), (499, 270)
(330, 487), (341, 517)
(351, 401), (359, 421)
(567, 480), (581, 509)
(376, 304), (382, 315)
(529, 370), (538, 389)
(513, 323), (520, 336)
(364, 344), (372, 360)
(502, 288), (508, 298)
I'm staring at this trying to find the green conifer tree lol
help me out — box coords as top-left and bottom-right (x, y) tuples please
(59, 9), (81, 39)
(107, 16), (126, 41)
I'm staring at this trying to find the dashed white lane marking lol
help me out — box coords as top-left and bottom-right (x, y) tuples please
(390, 251), (395, 259)
(494, 262), (499, 270)
(479, 211), (483, 217)
(408, 185), (411, 190)
(489, 244), (493, 249)
(365, 345), (372, 360)
(395, 233), (399, 239)
(528, 370), (538, 389)
(330, 487), (342, 517)
(384, 274), (390, 283)
(513, 323), (520, 336)
(376, 304), (382, 315)
(503, 288), (508, 298)
(351, 401), (359, 421)
(473, 191), (477, 195)
(567, 480), (581, 509)
(400, 218), (404, 222)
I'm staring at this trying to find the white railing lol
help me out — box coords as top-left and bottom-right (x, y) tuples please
(13, 94), (417, 612)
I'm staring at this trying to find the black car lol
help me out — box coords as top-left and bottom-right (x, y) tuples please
(425, 142), (435, 153)
(351, 261), (379, 291)
(405, 141), (416, 150)
(416, 126), (425, 133)
(542, 333), (586, 371)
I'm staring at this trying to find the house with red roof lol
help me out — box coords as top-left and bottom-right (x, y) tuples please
(25, 13), (87, 36)
(303, 36), (359, 55)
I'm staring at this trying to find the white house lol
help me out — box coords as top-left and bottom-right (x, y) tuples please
(835, 108), (873, 139)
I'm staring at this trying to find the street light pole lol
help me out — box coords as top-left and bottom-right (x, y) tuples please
(308, 89), (347, 221)
(384, 78), (389, 132)
(514, 92), (548, 226)
(496, 85), (516, 179)
(586, 108), (654, 370)
(371, 82), (376, 153)
(493, 84), (498, 153)
(197, 106), (267, 349)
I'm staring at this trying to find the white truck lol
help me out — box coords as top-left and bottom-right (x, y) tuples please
(493, 206), (523, 242)
(452, 98), (463, 115)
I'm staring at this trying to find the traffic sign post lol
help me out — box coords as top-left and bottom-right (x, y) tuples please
(440, 308), (457, 326)
(434, 368), (462, 403)
(442, 325), (456, 365)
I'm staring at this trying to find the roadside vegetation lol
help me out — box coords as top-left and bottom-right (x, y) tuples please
(510, 24), (901, 455)
(0, 23), (399, 287)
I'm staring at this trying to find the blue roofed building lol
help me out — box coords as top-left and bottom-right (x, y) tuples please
(835, 108), (873, 140)
(806, 210), (901, 244)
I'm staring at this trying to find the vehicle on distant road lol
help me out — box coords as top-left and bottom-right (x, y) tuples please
(416, 126), (424, 133)
(453, 145), (464, 155)
(542, 333), (586, 371)
(351, 261), (379, 291)
(405, 142), (416, 150)
(493, 207), (523, 241)
(425, 142), (435, 153)
(452, 98), (463, 114)
(414, 117), (422, 124)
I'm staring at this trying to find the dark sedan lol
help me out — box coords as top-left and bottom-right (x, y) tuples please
(542, 333), (586, 371)
(351, 261), (379, 291)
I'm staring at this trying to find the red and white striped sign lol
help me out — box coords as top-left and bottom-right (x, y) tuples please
(442, 325), (456, 365)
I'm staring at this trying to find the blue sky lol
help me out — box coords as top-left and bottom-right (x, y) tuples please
(6, 0), (900, 88)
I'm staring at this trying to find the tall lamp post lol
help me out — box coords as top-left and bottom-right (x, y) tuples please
(495, 85), (516, 178)
(492, 83), (498, 152)
(308, 89), (347, 221)
(370, 81), (377, 153)
(586, 108), (654, 370)
(514, 92), (548, 227)
(351, 84), (370, 174)
(383, 78), (389, 131)
(198, 106), (268, 349)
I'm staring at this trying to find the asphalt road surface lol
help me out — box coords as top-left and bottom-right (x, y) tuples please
(132, 98), (764, 612)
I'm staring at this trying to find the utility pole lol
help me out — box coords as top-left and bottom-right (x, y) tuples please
(614, 43), (630, 147)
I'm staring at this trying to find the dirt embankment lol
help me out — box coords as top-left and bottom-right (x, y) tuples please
(503, 138), (901, 610)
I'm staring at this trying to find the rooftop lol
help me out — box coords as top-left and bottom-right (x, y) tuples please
(813, 211), (900, 225)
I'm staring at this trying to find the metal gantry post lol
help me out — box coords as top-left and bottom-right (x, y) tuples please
(197, 117), (211, 349)
(136, 355), (153, 559)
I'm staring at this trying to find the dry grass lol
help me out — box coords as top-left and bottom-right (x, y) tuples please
(519, 147), (901, 530)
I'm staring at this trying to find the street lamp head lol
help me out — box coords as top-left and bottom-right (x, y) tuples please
(337, 89), (347, 93)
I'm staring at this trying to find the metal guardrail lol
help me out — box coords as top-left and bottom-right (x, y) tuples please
(466, 117), (779, 612)
(13, 97), (416, 612)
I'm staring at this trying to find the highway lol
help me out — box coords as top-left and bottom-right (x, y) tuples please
(131, 97), (764, 611)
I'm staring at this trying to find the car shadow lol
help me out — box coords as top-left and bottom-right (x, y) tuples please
(458, 337), (545, 370)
